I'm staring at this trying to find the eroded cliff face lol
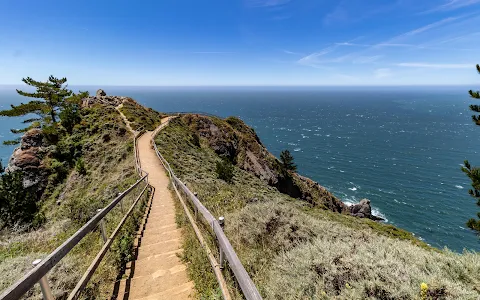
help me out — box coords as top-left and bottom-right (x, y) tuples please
(180, 115), (347, 212)
(7, 128), (49, 193)
(179, 114), (383, 220)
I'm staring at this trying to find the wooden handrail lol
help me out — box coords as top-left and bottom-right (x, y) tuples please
(0, 175), (148, 300)
(67, 183), (150, 300)
(152, 124), (263, 300)
(0, 128), (151, 300)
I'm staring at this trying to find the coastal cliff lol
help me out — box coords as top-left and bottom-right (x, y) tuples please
(180, 114), (381, 220)
(155, 109), (479, 300)
(1, 91), (478, 300)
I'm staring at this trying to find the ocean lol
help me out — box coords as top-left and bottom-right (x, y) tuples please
(1, 85), (479, 252)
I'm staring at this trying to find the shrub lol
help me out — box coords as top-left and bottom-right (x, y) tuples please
(215, 158), (234, 183)
(102, 133), (111, 143)
(42, 124), (60, 144)
(191, 133), (201, 147)
(59, 103), (82, 134)
(0, 171), (40, 229)
(280, 149), (297, 172)
(75, 158), (87, 175)
(48, 158), (69, 183)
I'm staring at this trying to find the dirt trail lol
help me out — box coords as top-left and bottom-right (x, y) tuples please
(116, 103), (138, 136)
(115, 113), (193, 299)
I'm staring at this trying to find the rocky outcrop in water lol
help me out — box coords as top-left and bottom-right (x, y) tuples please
(348, 199), (384, 221)
(82, 89), (132, 108)
(6, 128), (49, 191)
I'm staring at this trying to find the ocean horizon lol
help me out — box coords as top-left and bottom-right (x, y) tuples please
(1, 85), (479, 252)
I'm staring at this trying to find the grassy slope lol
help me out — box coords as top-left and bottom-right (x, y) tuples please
(0, 104), (148, 299)
(156, 116), (480, 300)
(119, 100), (164, 131)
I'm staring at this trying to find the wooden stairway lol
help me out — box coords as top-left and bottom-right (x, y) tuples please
(114, 128), (193, 300)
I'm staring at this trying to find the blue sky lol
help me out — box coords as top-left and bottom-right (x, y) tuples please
(0, 0), (479, 86)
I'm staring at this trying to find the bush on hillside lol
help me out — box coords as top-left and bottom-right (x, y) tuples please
(60, 103), (82, 134)
(216, 158), (234, 183)
(191, 133), (201, 147)
(280, 149), (297, 173)
(75, 158), (87, 175)
(0, 170), (41, 229)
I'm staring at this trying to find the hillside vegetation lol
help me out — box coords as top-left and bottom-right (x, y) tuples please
(156, 115), (480, 300)
(119, 100), (164, 131)
(0, 102), (150, 299)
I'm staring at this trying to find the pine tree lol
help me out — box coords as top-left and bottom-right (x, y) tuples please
(0, 76), (73, 144)
(463, 64), (480, 233)
(280, 150), (297, 172)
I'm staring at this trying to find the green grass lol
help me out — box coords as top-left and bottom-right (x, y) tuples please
(0, 104), (148, 299)
(156, 115), (480, 300)
(119, 100), (163, 131)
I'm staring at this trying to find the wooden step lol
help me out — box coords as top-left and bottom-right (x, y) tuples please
(133, 281), (194, 300)
(132, 251), (183, 278)
(140, 228), (182, 246)
(137, 238), (182, 260)
(119, 266), (190, 299)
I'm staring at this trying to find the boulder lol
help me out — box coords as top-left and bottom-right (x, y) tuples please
(6, 128), (48, 189)
(348, 199), (384, 221)
(81, 91), (132, 108)
(96, 89), (107, 97)
(20, 128), (43, 150)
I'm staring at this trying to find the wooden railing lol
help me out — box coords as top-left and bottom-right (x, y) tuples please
(152, 120), (263, 300)
(0, 131), (151, 300)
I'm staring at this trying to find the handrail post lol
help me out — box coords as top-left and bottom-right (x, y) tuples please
(218, 216), (225, 269)
(194, 193), (199, 220)
(32, 259), (55, 300)
(97, 209), (108, 243)
(118, 192), (124, 214)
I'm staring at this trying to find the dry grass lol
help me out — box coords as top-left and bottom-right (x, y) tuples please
(0, 104), (146, 299)
(155, 115), (480, 300)
(230, 201), (480, 299)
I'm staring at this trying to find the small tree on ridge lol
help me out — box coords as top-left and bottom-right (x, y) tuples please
(462, 64), (480, 233)
(280, 149), (297, 173)
(0, 76), (73, 144)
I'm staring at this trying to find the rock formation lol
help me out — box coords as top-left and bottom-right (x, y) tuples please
(347, 199), (384, 221)
(6, 128), (48, 191)
(179, 114), (383, 220)
(82, 89), (132, 108)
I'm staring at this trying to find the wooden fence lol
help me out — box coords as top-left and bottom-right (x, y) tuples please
(152, 121), (263, 300)
(0, 131), (151, 300)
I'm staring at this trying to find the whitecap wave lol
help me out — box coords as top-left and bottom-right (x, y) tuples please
(293, 148), (301, 152)
(455, 185), (464, 189)
(348, 187), (357, 191)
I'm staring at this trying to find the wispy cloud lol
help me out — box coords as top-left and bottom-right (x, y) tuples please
(282, 49), (305, 56)
(353, 55), (383, 64)
(424, 0), (480, 13)
(386, 17), (459, 42)
(297, 45), (340, 68)
(298, 13), (478, 72)
(396, 63), (472, 69)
